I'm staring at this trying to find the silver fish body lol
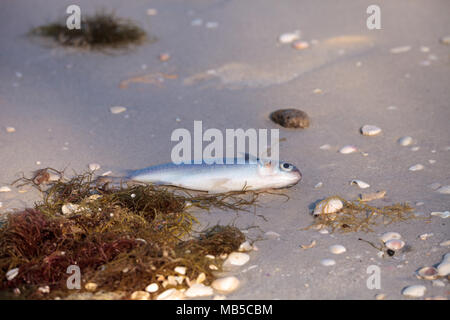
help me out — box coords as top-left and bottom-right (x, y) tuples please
(127, 158), (301, 192)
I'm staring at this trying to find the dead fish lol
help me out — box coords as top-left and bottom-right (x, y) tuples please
(125, 157), (302, 193)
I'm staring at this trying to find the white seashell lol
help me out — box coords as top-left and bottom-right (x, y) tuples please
(402, 285), (426, 298)
(320, 259), (336, 267)
(436, 185), (450, 194)
(6, 268), (19, 281)
(196, 272), (206, 284)
(174, 266), (186, 275)
(436, 254), (450, 276)
(184, 284), (213, 298)
(431, 211), (450, 219)
(145, 283), (159, 293)
(439, 240), (450, 247)
(398, 136), (413, 146)
(88, 163), (101, 171)
(350, 180), (370, 189)
(238, 241), (253, 252)
(61, 203), (82, 215)
(313, 197), (343, 215)
(339, 145), (357, 154)
(278, 31), (301, 44)
(419, 233), (433, 240)
(6, 127), (16, 133)
(360, 125), (382, 136)
(319, 229), (329, 234)
(156, 288), (185, 300)
(380, 232), (402, 243)
(329, 245), (346, 254)
(319, 144), (330, 150)
(38, 286), (50, 294)
(110, 106), (127, 114)
(130, 291), (150, 300)
(416, 267), (439, 280)
(205, 254), (215, 260)
(390, 46), (411, 54)
(385, 239), (405, 251)
(0, 186), (11, 193)
(314, 182), (323, 189)
(223, 252), (250, 267)
(409, 164), (424, 171)
(211, 276), (240, 294)
(84, 282), (98, 291)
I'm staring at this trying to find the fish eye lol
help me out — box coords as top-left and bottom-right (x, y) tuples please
(280, 162), (293, 171)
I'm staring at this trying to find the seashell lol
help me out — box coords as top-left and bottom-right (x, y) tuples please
(205, 254), (215, 260)
(61, 203), (82, 215)
(196, 272), (206, 284)
(360, 190), (386, 202)
(416, 267), (439, 280)
(84, 282), (98, 292)
(292, 40), (309, 50)
(439, 240), (450, 247)
(402, 285), (426, 298)
(360, 125), (382, 136)
(88, 163), (101, 171)
(174, 266), (186, 275)
(38, 286), (50, 294)
(313, 197), (343, 215)
(238, 241), (253, 252)
(385, 239), (405, 251)
(350, 180), (370, 189)
(130, 291), (150, 300)
(6, 127), (16, 133)
(329, 245), (346, 255)
(314, 182), (323, 189)
(110, 106), (127, 114)
(156, 288), (185, 300)
(436, 185), (450, 194)
(6, 268), (19, 281)
(145, 283), (159, 293)
(432, 280), (445, 287)
(209, 264), (218, 270)
(398, 136), (413, 146)
(419, 233), (433, 240)
(300, 240), (316, 250)
(223, 252), (250, 267)
(390, 46), (411, 54)
(409, 164), (424, 171)
(0, 186), (11, 193)
(431, 211), (450, 219)
(380, 232), (402, 243)
(320, 259), (336, 266)
(278, 31), (301, 44)
(184, 284), (213, 298)
(211, 276), (240, 294)
(375, 293), (386, 300)
(339, 145), (357, 154)
(436, 253), (450, 276)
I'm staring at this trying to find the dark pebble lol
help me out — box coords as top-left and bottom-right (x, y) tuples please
(270, 109), (310, 128)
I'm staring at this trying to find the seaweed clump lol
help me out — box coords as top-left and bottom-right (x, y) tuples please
(0, 169), (257, 299)
(30, 12), (149, 50)
(305, 196), (415, 233)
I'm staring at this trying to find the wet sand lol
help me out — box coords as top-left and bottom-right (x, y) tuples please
(1, 0), (449, 299)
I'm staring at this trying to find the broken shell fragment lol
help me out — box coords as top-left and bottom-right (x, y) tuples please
(211, 276), (240, 294)
(360, 190), (386, 202)
(350, 180), (370, 189)
(88, 163), (101, 171)
(130, 291), (150, 300)
(174, 266), (186, 275)
(416, 267), (439, 280)
(156, 288), (185, 300)
(6, 268), (19, 281)
(402, 285), (426, 298)
(385, 239), (405, 251)
(339, 145), (357, 154)
(238, 241), (253, 252)
(409, 164), (424, 171)
(292, 40), (309, 50)
(223, 252), (250, 267)
(329, 245), (346, 254)
(313, 197), (343, 215)
(278, 31), (301, 44)
(360, 125), (382, 136)
(110, 106), (127, 114)
(431, 211), (450, 219)
(436, 253), (450, 276)
(184, 284), (213, 298)
(320, 258), (336, 266)
(0, 186), (12, 193)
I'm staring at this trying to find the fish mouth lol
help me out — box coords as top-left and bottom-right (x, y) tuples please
(293, 168), (302, 182)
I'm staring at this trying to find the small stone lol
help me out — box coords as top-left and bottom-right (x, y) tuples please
(409, 164), (424, 171)
(431, 211), (450, 219)
(88, 163), (101, 171)
(292, 40), (309, 50)
(211, 276), (240, 294)
(402, 285), (426, 298)
(278, 31), (301, 44)
(174, 266), (186, 275)
(130, 291), (150, 300)
(436, 185), (450, 194)
(329, 245), (346, 254)
(361, 125), (382, 136)
(270, 109), (310, 128)
(0, 186), (11, 193)
(159, 53), (170, 62)
(398, 136), (413, 146)
(390, 46), (411, 54)
(339, 145), (357, 154)
(223, 252), (250, 267)
(5, 127), (16, 133)
(85, 282), (98, 292)
(110, 106), (127, 114)
(145, 283), (159, 293)
(6, 268), (19, 281)
(440, 36), (450, 45)
(184, 284), (213, 298)
(320, 259), (336, 266)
